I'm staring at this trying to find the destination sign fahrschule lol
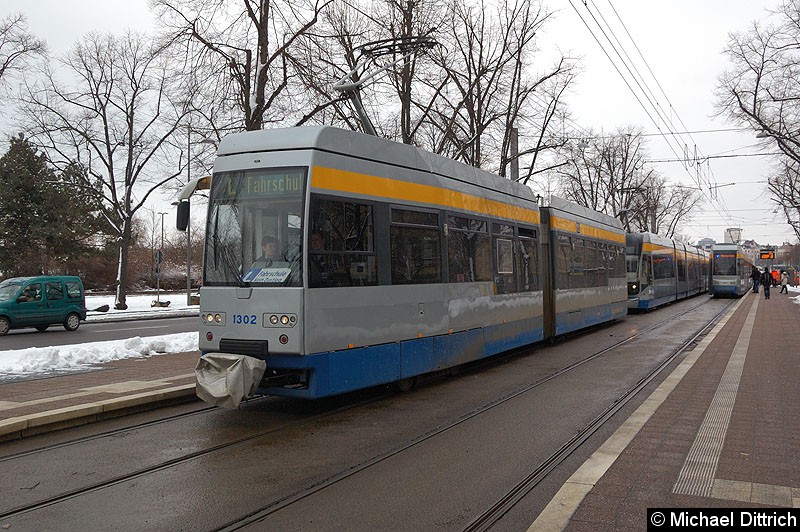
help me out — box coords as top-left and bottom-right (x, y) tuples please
(224, 171), (304, 198)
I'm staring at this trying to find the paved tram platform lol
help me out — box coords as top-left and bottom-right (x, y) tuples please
(0, 290), (798, 529)
(533, 290), (800, 530)
(0, 351), (198, 440)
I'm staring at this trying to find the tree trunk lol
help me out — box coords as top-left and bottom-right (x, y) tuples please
(115, 221), (132, 310)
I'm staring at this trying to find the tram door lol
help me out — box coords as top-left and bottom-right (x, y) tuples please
(540, 210), (556, 340)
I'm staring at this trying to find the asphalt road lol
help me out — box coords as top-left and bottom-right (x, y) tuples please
(0, 316), (199, 350)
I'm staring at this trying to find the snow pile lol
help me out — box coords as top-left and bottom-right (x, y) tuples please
(0, 333), (197, 375)
(0, 294), (199, 378)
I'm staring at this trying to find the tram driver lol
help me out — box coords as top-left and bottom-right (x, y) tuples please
(255, 235), (280, 265)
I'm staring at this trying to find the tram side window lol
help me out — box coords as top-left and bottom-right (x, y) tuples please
(677, 256), (687, 282)
(644, 255), (653, 283)
(571, 238), (585, 289)
(608, 245), (619, 280)
(585, 240), (598, 287)
(616, 246), (626, 277)
(493, 223), (516, 294)
(309, 197), (377, 287)
(557, 234), (571, 289)
(391, 208), (442, 284)
(518, 227), (539, 292)
(447, 216), (491, 282)
(653, 255), (673, 279)
(597, 242), (612, 286)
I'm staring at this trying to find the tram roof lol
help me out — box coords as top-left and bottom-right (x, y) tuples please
(547, 195), (623, 232)
(216, 126), (538, 205)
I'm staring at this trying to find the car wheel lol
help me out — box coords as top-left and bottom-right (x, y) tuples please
(35, 324), (49, 332)
(63, 313), (81, 331)
(0, 317), (9, 336)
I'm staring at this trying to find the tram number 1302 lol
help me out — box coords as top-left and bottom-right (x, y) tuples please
(232, 314), (258, 325)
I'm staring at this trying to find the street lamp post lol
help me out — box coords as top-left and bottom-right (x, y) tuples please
(157, 211), (167, 305)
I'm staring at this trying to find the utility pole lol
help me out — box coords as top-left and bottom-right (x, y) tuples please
(186, 125), (192, 306)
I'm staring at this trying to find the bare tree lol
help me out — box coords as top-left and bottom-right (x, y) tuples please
(425, 0), (573, 176)
(370, 0), (446, 144)
(19, 32), (192, 309)
(628, 177), (703, 238)
(557, 129), (701, 236)
(152, 0), (333, 133)
(557, 129), (651, 222)
(717, 0), (800, 240)
(0, 13), (46, 91)
(290, 0), (381, 132)
(768, 159), (800, 238)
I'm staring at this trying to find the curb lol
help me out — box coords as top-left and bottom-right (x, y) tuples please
(0, 384), (198, 442)
(85, 310), (199, 324)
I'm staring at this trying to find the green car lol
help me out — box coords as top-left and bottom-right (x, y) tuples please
(0, 276), (87, 335)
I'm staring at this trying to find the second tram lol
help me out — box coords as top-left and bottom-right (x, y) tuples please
(625, 232), (709, 310)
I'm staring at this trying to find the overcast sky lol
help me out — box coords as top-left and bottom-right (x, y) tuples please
(4, 0), (795, 246)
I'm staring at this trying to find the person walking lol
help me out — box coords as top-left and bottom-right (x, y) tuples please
(780, 270), (789, 294)
(760, 267), (772, 299)
(751, 266), (760, 293)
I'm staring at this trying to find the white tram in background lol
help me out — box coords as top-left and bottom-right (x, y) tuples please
(625, 232), (709, 310)
(179, 126), (627, 402)
(710, 243), (754, 297)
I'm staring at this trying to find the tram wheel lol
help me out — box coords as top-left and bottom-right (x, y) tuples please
(396, 378), (415, 392)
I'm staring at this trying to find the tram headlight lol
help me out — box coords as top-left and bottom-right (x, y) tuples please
(264, 313), (297, 328)
(202, 312), (225, 325)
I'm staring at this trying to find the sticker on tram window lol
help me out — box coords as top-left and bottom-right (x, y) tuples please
(232, 314), (258, 325)
(242, 267), (292, 283)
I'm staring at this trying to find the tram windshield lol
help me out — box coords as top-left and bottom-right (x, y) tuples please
(203, 167), (306, 287)
(713, 252), (737, 276)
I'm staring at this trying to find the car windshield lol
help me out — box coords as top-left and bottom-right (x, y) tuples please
(203, 167), (306, 287)
(0, 284), (20, 302)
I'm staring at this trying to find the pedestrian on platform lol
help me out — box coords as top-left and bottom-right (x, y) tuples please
(751, 265), (760, 293)
(761, 267), (772, 299)
(780, 270), (789, 294)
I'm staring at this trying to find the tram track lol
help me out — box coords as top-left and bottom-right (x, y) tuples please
(0, 296), (731, 527)
(212, 297), (732, 531)
(462, 299), (735, 532)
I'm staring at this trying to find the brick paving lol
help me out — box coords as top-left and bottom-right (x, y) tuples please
(554, 290), (800, 531)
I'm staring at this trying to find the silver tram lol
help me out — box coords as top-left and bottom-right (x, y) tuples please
(183, 126), (627, 402)
(625, 232), (709, 310)
(710, 243), (754, 297)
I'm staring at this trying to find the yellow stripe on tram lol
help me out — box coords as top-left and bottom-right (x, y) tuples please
(311, 166), (540, 226)
(550, 216), (625, 244)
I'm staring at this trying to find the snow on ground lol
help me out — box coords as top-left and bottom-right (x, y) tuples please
(0, 293), (199, 377)
(86, 292), (198, 321)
